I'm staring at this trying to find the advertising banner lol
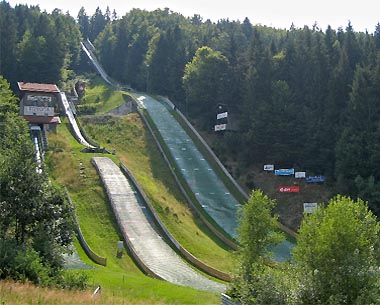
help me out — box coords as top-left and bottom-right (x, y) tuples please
(24, 106), (54, 116)
(217, 112), (228, 120)
(295, 172), (306, 178)
(278, 186), (300, 193)
(304, 202), (318, 213)
(275, 168), (295, 176)
(306, 175), (326, 183)
(27, 95), (52, 103)
(264, 164), (274, 171)
(214, 124), (227, 131)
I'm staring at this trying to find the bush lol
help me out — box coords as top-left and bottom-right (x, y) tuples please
(58, 271), (89, 290)
(77, 104), (97, 115)
(0, 240), (50, 285)
(0, 240), (88, 289)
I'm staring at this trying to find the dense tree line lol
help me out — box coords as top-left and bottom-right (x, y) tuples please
(2, 4), (380, 213)
(0, 1), (82, 86)
(87, 9), (380, 214)
(2, 2), (380, 214)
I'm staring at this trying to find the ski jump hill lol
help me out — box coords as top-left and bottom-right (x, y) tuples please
(73, 40), (296, 290)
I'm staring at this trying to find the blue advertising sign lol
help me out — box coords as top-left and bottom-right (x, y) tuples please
(306, 175), (326, 183)
(275, 168), (295, 176)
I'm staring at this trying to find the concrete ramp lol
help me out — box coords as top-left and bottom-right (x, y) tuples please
(92, 157), (225, 293)
(60, 92), (95, 148)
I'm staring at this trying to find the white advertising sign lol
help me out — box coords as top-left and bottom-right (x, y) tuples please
(304, 202), (318, 213)
(214, 124), (227, 131)
(264, 164), (274, 171)
(27, 95), (52, 103)
(295, 172), (306, 178)
(217, 112), (228, 120)
(24, 106), (54, 116)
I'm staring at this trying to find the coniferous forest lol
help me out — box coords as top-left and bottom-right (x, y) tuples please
(1, 2), (380, 216)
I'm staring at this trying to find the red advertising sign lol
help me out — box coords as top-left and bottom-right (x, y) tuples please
(278, 186), (300, 193)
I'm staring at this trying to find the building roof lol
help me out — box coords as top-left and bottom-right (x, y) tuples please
(17, 82), (60, 93)
(23, 116), (61, 124)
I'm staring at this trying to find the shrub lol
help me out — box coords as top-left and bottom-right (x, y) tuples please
(0, 240), (49, 285)
(0, 240), (88, 289)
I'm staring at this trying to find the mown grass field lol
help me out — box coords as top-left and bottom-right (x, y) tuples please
(41, 76), (236, 304)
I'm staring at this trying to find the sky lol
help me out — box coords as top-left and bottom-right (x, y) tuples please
(6, 0), (380, 33)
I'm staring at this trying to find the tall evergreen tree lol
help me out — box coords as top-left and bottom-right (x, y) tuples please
(77, 7), (90, 38)
(0, 1), (17, 81)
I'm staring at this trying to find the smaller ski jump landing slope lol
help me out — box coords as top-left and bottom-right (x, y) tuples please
(92, 157), (225, 293)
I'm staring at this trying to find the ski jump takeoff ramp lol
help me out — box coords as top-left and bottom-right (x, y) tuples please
(92, 157), (225, 293)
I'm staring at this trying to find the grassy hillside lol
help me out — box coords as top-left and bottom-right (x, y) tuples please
(43, 76), (237, 304)
(80, 114), (234, 268)
(46, 119), (221, 305)
(76, 77), (234, 271)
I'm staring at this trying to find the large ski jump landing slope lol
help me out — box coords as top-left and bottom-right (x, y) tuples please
(134, 94), (294, 262)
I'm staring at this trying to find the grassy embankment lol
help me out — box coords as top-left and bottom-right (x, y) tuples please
(80, 77), (235, 270)
(43, 76), (234, 304)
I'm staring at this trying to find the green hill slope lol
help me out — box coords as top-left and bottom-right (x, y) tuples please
(45, 77), (234, 304)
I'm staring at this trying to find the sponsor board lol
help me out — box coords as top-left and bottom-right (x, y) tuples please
(264, 164), (274, 171)
(275, 168), (295, 176)
(214, 124), (227, 131)
(306, 175), (326, 183)
(304, 202), (318, 213)
(24, 106), (54, 116)
(27, 95), (52, 103)
(295, 171), (306, 178)
(217, 112), (228, 120)
(278, 186), (300, 193)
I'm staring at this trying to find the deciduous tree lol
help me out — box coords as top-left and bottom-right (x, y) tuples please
(293, 196), (380, 304)
(228, 190), (284, 304)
